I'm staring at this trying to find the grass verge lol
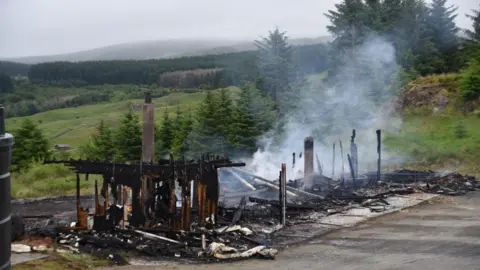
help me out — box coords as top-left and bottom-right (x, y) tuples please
(12, 253), (109, 270)
(11, 163), (93, 199)
(384, 113), (480, 177)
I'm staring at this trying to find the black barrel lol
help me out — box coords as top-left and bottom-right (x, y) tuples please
(0, 105), (14, 270)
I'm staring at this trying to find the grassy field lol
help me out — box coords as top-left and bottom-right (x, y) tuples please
(6, 87), (240, 149)
(384, 113), (480, 177)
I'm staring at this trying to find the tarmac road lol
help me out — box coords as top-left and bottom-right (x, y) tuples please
(106, 191), (480, 270)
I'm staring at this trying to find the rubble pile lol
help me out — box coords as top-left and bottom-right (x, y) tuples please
(53, 223), (276, 261)
(421, 172), (480, 195)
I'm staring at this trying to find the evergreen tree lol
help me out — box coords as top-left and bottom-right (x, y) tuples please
(196, 91), (219, 137)
(215, 88), (234, 138)
(12, 119), (50, 172)
(186, 91), (222, 156)
(228, 84), (276, 156)
(115, 106), (142, 162)
(394, 0), (442, 75)
(381, 0), (404, 40)
(427, 0), (459, 52)
(90, 120), (116, 161)
(466, 5), (480, 43)
(173, 104), (183, 136)
(0, 73), (14, 93)
(255, 28), (294, 104)
(426, 0), (459, 72)
(325, 0), (368, 53)
(157, 108), (175, 156)
(172, 108), (194, 158)
(459, 50), (480, 101)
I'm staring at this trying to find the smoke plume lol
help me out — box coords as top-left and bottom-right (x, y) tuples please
(245, 36), (405, 181)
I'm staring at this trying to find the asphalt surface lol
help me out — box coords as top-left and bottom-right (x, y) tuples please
(107, 192), (480, 270)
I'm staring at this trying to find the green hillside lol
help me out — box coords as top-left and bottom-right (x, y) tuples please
(385, 73), (480, 176)
(6, 87), (240, 149)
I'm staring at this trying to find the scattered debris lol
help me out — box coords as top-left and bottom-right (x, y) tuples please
(14, 127), (479, 264)
(11, 244), (31, 253)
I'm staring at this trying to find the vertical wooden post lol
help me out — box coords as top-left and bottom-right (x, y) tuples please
(332, 142), (336, 180)
(376, 129), (381, 185)
(348, 154), (356, 190)
(279, 163), (287, 227)
(303, 137), (314, 190)
(76, 173), (81, 224)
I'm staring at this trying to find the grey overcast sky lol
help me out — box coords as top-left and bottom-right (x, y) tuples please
(0, 0), (477, 58)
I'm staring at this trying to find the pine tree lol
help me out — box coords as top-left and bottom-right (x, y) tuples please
(172, 108), (194, 158)
(255, 28), (294, 104)
(228, 84), (276, 156)
(394, 0), (442, 75)
(197, 91), (219, 137)
(12, 119), (50, 171)
(427, 0), (459, 52)
(325, 0), (368, 53)
(90, 120), (115, 161)
(466, 5), (480, 43)
(188, 91), (222, 156)
(157, 108), (175, 156)
(173, 104), (183, 136)
(381, 0), (404, 40)
(426, 0), (459, 72)
(115, 106), (142, 162)
(0, 73), (14, 93)
(215, 88), (234, 138)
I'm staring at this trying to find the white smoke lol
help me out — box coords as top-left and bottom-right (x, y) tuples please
(245, 36), (405, 181)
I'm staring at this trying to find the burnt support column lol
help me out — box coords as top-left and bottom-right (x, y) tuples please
(348, 154), (356, 190)
(303, 137), (314, 190)
(279, 163), (287, 227)
(0, 105), (14, 270)
(350, 130), (358, 179)
(376, 129), (381, 185)
(142, 92), (155, 164)
(339, 140), (345, 186)
(142, 92), (155, 224)
(332, 142), (336, 180)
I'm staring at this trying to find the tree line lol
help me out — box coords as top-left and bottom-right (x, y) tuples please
(326, 0), (479, 76)
(22, 44), (329, 88)
(325, 0), (480, 101)
(0, 61), (29, 77)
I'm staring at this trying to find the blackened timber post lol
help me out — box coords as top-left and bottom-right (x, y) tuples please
(376, 129), (381, 185)
(347, 154), (356, 190)
(76, 173), (81, 224)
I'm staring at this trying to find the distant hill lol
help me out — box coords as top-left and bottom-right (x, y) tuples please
(0, 36), (332, 64)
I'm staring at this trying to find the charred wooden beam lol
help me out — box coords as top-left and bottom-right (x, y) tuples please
(279, 164), (287, 227)
(376, 129), (381, 186)
(347, 154), (356, 190)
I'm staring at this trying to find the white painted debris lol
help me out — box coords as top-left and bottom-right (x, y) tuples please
(87, 216), (94, 230)
(134, 230), (182, 244)
(206, 242), (278, 259)
(32, 245), (48, 252)
(215, 225), (254, 236)
(215, 225), (242, 233)
(11, 244), (31, 253)
(239, 227), (253, 236)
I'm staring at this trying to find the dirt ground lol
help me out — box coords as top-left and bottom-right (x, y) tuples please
(103, 192), (480, 270)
